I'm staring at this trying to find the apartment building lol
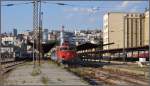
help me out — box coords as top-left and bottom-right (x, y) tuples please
(144, 11), (149, 45)
(103, 12), (147, 50)
(75, 30), (103, 46)
(2, 36), (17, 46)
(103, 12), (125, 50)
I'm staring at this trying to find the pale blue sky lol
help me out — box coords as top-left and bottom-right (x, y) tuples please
(1, 1), (149, 33)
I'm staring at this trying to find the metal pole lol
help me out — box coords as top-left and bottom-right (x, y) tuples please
(123, 15), (126, 63)
(148, 11), (150, 62)
(33, 0), (39, 66)
(33, 39), (35, 67)
(0, 0), (3, 85)
(38, 0), (41, 66)
(33, 0), (36, 67)
(149, 7), (150, 81)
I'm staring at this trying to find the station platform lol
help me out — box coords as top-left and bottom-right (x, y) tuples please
(4, 61), (88, 85)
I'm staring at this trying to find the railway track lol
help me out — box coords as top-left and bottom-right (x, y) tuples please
(86, 68), (149, 85)
(67, 67), (149, 86)
(49, 59), (149, 85)
(1, 60), (25, 74)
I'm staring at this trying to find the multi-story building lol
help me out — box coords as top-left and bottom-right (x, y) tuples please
(75, 31), (86, 46)
(13, 28), (17, 37)
(48, 30), (60, 41)
(2, 36), (16, 46)
(48, 29), (103, 46)
(144, 10), (149, 45)
(75, 30), (103, 46)
(103, 12), (125, 49)
(87, 30), (103, 44)
(1, 46), (14, 53)
(125, 13), (145, 48)
(103, 12), (147, 50)
(1, 34), (17, 58)
(64, 31), (76, 45)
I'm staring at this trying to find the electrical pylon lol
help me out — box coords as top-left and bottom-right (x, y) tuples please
(33, 0), (42, 66)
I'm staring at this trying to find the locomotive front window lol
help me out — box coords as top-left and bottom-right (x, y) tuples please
(69, 47), (76, 50)
(60, 47), (68, 50)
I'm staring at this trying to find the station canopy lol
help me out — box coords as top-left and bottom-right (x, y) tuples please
(27, 40), (56, 53)
(76, 42), (114, 51)
(76, 42), (99, 51)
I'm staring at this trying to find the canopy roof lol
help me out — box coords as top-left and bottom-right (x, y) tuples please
(76, 43), (99, 51)
(76, 42), (114, 51)
(27, 40), (56, 53)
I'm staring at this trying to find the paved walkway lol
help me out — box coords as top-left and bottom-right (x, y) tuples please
(4, 61), (88, 85)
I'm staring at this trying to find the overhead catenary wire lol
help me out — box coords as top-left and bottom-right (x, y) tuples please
(1, 1), (147, 18)
(1, 1), (34, 6)
(1, 1), (147, 10)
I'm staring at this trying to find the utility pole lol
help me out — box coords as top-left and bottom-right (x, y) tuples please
(0, 0), (1, 84)
(32, 31), (35, 68)
(0, 0), (3, 85)
(149, 8), (150, 82)
(38, 0), (42, 66)
(123, 15), (126, 63)
(33, 0), (42, 66)
(33, 0), (39, 67)
(33, 1), (35, 68)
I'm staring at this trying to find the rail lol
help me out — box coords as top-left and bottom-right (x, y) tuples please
(67, 67), (149, 86)
(1, 60), (25, 74)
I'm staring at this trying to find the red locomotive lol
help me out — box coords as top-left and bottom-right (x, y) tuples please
(51, 26), (78, 64)
(56, 42), (77, 63)
(51, 41), (77, 64)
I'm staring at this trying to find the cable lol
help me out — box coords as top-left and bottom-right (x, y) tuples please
(43, 1), (147, 9)
(1, 1), (147, 11)
(1, 1), (33, 7)
(42, 1), (77, 7)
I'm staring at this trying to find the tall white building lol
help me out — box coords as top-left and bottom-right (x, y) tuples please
(144, 10), (149, 45)
(103, 12), (146, 50)
(103, 12), (125, 50)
